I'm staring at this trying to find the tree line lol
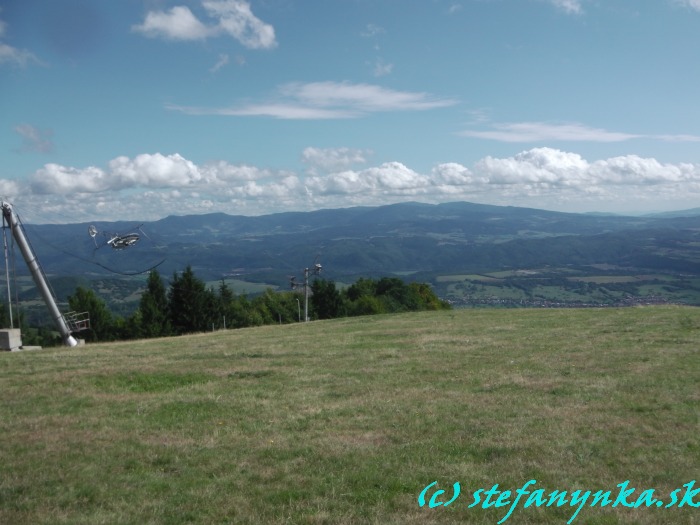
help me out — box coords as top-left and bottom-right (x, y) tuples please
(62, 266), (450, 343)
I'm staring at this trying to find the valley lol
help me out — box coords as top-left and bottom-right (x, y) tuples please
(7, 201), (700, 323)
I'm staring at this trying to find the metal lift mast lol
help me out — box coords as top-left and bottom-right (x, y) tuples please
(1, 201), (78, 347)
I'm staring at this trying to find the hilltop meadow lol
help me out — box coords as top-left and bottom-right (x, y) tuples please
(0, 306), (698, 524)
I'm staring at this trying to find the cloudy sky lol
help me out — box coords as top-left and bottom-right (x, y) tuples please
(2, 0), (700, 223)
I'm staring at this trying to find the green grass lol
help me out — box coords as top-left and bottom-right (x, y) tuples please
(1, 307), (698, 524)
(206, 279), (278, 295)
(437, 274), (501, 283)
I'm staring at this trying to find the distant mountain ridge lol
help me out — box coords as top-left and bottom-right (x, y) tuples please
(20, 201), (699, 286)
(643, 207), (700, 218)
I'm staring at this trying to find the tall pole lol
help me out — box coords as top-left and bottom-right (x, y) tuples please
(304, 267), (309, 322)
(290, 260), (322, 323)
(2, 221), (13, 328)
(1, 202), (77, 347)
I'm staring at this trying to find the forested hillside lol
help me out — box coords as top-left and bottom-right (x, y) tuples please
(6, 267), (448, 345)
(7, 202), (700, 325)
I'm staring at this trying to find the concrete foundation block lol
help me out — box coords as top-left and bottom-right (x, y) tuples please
(0, 329), (23, 351)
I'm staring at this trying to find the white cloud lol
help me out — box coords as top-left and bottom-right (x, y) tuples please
(471, 148), (700, 198)
(431, 163), (483, 186)
(0, 11), (42, 67)
(203, 0), (277, 49)
(361, 24), (385, 38)
(168, 81), (458, 119)
(475, 148), (590, 186)
(230, 175), (300, 199)
(302, 147), (372, 173)
(14, 124), (54, 153)
(209, 53), (230, 72)
(168, 102), (356, 120)
(31, 164), (112, 194)
(201, 161), (273, 182)
(18, 148), (700, 221)
(109, 153), (202, 188)
(0, 43), (41, 67)
(29, 154), (279, 196)
(655, 134), (700, 142)
(548, 0), (583, 15)
(545, 0), (700, 16)
(589, 155), (696, 185)
(373, 59), (393, 77)
(290, 82), (454, 112)
(301, 147), (700, 211)
(0, 178), (22, 197)
(132, 6), (214, 41)
(306, 162), (430, 196)
(461, 121), (700, 144)
(133, 1), (276, 49)
(461, 121), (640, 143)
(676, 0), (700, 11)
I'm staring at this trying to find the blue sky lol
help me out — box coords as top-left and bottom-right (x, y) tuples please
(2, 0), (700, 223)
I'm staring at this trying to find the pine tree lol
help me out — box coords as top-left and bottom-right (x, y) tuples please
(167, 265), (212, 334)
(68, 286), (114, 342)
(139, 269), (171, 338)
(216, 280), (234, 329)
(310, 279), (344, 319)
(0, 302), (9, 329)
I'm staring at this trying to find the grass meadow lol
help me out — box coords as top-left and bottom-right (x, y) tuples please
(0, 307), (698, 524)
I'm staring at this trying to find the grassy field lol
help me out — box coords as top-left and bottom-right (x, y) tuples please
(0, 307), (698, 524)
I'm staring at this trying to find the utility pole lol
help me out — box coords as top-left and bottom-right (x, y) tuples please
(290, 259), (322, 322)
(2, 225), (13, 328)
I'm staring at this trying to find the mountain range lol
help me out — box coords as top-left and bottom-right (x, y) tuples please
(24, 201), (699, 274)
(13, 201), (700, 311)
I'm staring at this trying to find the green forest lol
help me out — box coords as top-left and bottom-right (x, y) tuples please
(6, 267), (449, 346)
